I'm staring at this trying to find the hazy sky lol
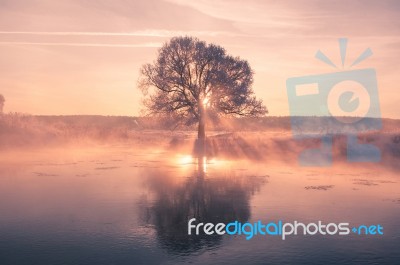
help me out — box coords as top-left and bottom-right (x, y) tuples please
(0, 0), (399, 117)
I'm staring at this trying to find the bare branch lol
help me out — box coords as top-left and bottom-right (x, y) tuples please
(138, 36), (267, 130)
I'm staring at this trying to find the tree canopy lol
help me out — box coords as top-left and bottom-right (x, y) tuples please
(139, 36), (267, 138)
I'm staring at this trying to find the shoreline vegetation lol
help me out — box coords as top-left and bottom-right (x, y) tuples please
(0, 113), (399, 166)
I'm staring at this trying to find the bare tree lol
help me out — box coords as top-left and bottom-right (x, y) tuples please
(0, 94), (4, 114)
(139, 36), (267, 144)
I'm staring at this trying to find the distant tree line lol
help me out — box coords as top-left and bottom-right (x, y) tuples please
(0, 94), (4, 114)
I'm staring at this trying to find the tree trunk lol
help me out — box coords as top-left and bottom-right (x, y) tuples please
(198, 103), (206, 139)
(197, 104), (206, 156)
(198, 119), (205, 139)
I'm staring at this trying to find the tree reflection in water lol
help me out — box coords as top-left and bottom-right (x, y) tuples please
(138, 156), (267, 254)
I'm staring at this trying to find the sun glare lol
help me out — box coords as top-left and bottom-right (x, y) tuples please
(178, 154), (194, 165)
(202, 156), (207, 173)
(202, 95), (210, 108)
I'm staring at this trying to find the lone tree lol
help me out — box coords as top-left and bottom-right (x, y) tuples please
(0, 94), (4, 114)
(139, 36), (267, 146)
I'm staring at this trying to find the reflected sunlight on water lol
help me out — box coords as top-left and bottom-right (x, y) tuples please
(0, 146), (399, 265)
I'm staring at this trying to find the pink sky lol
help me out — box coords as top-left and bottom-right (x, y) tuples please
(0, 0), (399, 118)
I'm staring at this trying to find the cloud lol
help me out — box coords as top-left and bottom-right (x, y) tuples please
(0, 29), (246, 48)
(0, 41), (162, 47)
(166, 0), (400, 37)
(0, 30), (243, 37)
(0, 0), (237, 32)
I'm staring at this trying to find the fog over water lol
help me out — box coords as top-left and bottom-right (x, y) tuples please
(0, 142), (399, 264)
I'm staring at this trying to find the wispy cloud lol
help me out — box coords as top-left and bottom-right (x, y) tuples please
(0, 41), (162, 48)
(0, 30), (241, 37)
(0, 30), (247, 48)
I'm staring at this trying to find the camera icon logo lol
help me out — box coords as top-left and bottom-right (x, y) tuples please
(286, 38), (382, 166)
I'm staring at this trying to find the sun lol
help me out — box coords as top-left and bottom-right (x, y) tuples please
(202, 94), (210, 108)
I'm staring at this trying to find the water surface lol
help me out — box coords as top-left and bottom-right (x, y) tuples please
(0, 146), (399, 264)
